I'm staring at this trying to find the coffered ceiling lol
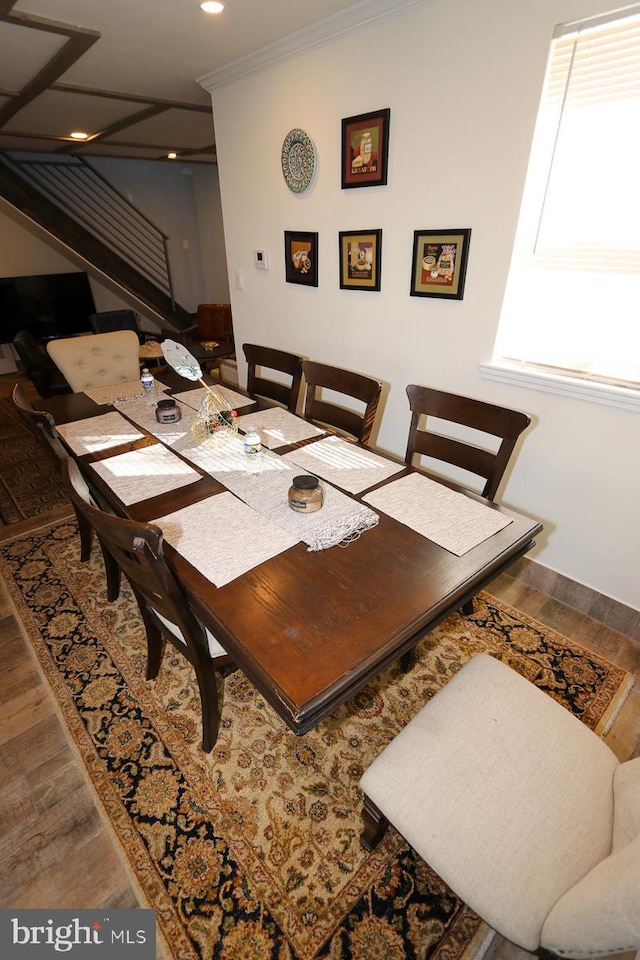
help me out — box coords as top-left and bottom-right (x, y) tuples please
(0, 0), (364, 164)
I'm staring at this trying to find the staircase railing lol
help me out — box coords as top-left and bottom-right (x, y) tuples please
(1, 153), (175, 307)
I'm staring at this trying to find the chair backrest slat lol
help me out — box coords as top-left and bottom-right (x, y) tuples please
(243, 343), (304, 413)
(301, 360), (382, 445)
(405, 384), (531, 500)
(12, 382), (69, 461)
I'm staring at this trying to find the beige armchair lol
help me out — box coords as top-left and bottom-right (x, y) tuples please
(360, 653), (640, 958)
(46, 330), (140, 392)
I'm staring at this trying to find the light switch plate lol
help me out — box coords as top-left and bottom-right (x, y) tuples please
(254, 250), (268, 270)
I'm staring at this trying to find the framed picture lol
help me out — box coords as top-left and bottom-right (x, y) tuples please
(284, 231), (318, 286)
(341, 108), (390, 189)
(410, 229), (471, 300)
(339, 229), (382, 291)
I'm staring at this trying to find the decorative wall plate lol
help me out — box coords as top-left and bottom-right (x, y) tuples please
(281, 128), (315, 193)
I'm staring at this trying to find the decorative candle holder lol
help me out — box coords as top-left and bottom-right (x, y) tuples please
(161, 339), (237, 447)
(191, 387), (238, 446)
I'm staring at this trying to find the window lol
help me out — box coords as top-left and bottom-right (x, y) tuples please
(491, 6), (640, 395)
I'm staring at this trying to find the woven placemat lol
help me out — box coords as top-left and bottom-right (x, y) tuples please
(89, 444), (203, 505)
(363, 472), (511, 555)
(284, 435), (404, 494)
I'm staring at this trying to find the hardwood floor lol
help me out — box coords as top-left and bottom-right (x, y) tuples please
(0, 371), (638, 958)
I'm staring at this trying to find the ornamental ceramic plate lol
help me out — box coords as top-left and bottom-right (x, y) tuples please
(281, 128), (316, 193)
(161, 339), (203, 380)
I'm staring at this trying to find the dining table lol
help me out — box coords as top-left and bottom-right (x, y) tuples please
(40, 371), (543, 737)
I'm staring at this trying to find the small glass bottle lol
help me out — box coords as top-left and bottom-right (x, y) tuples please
(140, 367), (155, 404)
(288, 475), (323, 512)
(244, 428), (262, 474)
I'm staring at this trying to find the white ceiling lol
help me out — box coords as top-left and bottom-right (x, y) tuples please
(0, 0), (365, 163)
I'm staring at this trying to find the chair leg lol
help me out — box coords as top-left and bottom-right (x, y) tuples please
(74, 506), (93, 562)
(143, 616), (165, 682)
(98, 542), (121, 602)
(360, 793), (390, 851)
(461, 597), (475, 616)
(193, 656), (222, 753)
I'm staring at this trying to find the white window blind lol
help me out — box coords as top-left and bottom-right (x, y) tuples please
(493, 6), (640, 390)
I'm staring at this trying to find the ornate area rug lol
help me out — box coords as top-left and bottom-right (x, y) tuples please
(0, 395), (70, 524)
(0, 518), (634, 959)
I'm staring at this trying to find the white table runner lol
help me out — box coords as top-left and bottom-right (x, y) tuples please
(116, 397), (198, 447)
(89, 443), (202, 505)
(173, 385), (254, 414)
(156, 492), (298, 587)
(363, 472), (511, 556)
(57, 411), (144, 455)
(84, 378), (170, 406)
(284, 435), (405, 494)
(172, 436), (378, 551)
(236, 407), (325, 449)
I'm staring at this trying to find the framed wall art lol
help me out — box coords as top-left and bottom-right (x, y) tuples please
(341, 108), (390, 189)
(284, 231), (318, 286)
(410, 228), (471, 300)
(339, 229), (382, 291)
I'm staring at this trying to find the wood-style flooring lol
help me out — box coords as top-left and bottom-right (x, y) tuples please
(1, 372), (638, 959)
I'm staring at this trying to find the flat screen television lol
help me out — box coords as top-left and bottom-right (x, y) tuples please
(0, 271), (96, 343)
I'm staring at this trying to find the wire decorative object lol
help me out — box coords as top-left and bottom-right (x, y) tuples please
(161, 340), (237, 446)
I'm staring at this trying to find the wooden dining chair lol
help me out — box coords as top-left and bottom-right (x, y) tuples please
(405, 384), (531, 501)
(301, 360), (383, 445)
(61, 458), (235, 753)
(242, 343), (304, 413)
(11, 383), (121, 602)
(12, 329), (72, 398)
(89, 309), (157, 345)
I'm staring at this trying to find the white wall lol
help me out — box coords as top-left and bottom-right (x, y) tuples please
(90, 158), (231, 311)
(206, 0), (639, 610)
(192, 165), (231, 304)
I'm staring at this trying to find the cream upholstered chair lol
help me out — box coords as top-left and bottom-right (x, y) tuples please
(46, 330), (140, 392)
(360, 654), (640, 958)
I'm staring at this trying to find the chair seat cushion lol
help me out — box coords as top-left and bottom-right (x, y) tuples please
(359, 653), (619, 952)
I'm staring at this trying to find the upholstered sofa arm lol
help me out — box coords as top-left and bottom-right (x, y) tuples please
(359, 654), (619, 952)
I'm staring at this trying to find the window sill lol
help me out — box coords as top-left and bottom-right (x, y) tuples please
(480, 361), (640, 412)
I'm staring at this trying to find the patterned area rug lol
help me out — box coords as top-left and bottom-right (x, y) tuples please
(0, 518), (634, 960)
(0, 395), (71, 524)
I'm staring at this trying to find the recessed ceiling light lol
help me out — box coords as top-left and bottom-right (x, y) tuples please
(201, 2), (225, 13)
(70, 131), (89, 140)
(167, 152), (178, 160)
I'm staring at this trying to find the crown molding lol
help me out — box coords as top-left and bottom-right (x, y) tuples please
(198, 0), (426, 91)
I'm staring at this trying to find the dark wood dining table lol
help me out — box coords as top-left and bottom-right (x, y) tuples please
(41, 372), (542, 737)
